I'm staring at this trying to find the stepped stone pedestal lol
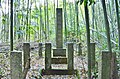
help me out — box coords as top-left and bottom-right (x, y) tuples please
(42, 8), (76, 75)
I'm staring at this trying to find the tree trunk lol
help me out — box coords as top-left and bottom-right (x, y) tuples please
(84, 2), (91, 79)
(101, 0), (112, 53)
(10, 0), (13, 51)
(92, 3), (95, 41)
(75, 1), (79, 38)
(115, 0), (120, 50)
(63, 0), (67, 42)
(46, 0), (49, 41)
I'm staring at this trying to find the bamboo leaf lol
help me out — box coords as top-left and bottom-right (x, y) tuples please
(80, 0), (84, 5)
(89, 0), (94, 5)
(84, 0), (88, 6)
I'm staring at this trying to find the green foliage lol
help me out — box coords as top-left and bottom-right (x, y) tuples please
(38, 69), (42, 79)
(80, 0), (95, 6)
(89, 0), (95, 5)
(80, 0), (84, 5)
(2, 14), (7, 24)
(76, 70), (80, 79)
(0, 0), (119, 51)
(0, 68), (3, 75)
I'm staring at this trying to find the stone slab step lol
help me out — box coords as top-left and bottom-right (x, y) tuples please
(51, 57), (67, 64)
(41, 69), (77, 75)
(53, 48), (66, 57)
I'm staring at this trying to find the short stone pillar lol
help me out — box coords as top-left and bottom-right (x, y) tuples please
(111, 52), (118, 79)
(23, 43), (30, 69)
(67, 43), (74, 70)
(45, 43), (51, 70)
(38, 43), (42, 57)
(90, 42), (95, 69)
(78, 43), (82, 56)
(10, 51), (22, 79)
(99, 51), (111, 79)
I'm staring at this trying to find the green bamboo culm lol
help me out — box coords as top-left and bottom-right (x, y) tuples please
(63, 0), (67, 42)
(75, 1), (79, 38)
(29, 0), (32, 42)
(46, 0), (49, 41)
(84, 1), (91, 79)
(101, 0), (112, 53)
(26, 0), (29, 41)
(0, 0), (1, 6)
(115, 0), (120, 50)
(91, 3), (95, 41)
(39, 5), (42, 42)
(10, 0), (14, 51)
(44, 0), (47, 41)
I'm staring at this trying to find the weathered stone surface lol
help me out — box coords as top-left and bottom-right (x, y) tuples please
(45, 43), (51, 70)
(56, 8), (63, 48)
(98, 51), (111, 79)
(51, 57), (67, 64)
(67, 43), (74, 70)
(78, 43), (82, 56)
(53, 48), (66, 57)
(42, 69), (77, 75)
(43, 8), (75, 75)
(23, 43), (30, 69)
(38, 43), (42, 57)
(111, 53), (118, 79)
(90, 42), (95, 69)
(10, 51), (22, 79)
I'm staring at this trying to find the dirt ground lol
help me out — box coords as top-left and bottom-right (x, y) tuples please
(0, 47), (88, 79)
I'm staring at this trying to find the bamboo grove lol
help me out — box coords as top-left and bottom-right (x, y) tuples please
(0, 0), (120, 63)
(0, 0), (119, 49)
(0, 0), (120, 78)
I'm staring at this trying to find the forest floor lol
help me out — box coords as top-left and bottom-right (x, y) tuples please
(0, 42), (88, 79)
(26, 51), (88, 79)
(1, 42), (120, 79)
